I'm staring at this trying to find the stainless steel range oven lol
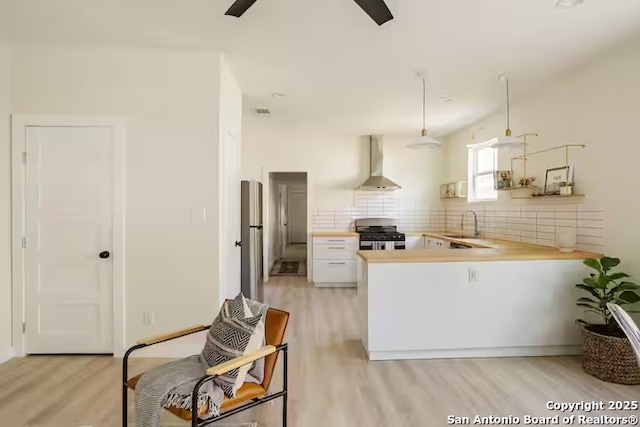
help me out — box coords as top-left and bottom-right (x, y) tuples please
(356, 218), (406, 251)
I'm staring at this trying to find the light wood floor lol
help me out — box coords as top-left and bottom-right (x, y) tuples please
(1, 276), (639, 426)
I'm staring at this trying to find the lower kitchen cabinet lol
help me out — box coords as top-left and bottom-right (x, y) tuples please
(312, 236), (358, 287)
(313, 260), (358, 284)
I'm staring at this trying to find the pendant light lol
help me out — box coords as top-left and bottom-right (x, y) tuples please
(407, 75), (442, 149)
(486, 74), (525, 149)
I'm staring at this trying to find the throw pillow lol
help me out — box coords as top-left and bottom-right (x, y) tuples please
(200, 293), (264, 397)
(236, 296), (265, 388)
(244, 298), (268, 384)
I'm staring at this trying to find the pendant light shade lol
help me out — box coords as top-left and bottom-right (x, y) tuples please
(407, 129), (442, 149)
(407, 75), (442, 149)
(486, 74), (525, 150)
(487, 135), (524, 149)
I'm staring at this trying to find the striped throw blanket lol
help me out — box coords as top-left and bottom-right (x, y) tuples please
(134, 295), (268, 427)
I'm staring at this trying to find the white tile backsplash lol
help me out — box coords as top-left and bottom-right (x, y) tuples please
(312, 192), (605, 252)
(444, 204), (604, 251)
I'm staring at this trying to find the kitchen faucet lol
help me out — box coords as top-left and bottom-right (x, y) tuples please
(460, 211), (480, 238)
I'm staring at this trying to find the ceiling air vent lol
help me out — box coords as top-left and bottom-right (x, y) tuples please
(252, 108), (271, 115)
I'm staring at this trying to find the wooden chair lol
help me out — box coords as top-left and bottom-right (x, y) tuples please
(123, 306), (290, 427)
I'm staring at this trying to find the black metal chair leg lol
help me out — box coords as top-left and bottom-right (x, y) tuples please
(122, 376), (128, 427)
(283, 345), (288, 427)
(123, 344), (146, 427)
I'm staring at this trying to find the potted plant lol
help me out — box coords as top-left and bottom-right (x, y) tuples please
(575, 256), (640, 384)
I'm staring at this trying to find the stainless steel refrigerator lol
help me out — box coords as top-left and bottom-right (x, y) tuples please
(241, 180), (263, 301)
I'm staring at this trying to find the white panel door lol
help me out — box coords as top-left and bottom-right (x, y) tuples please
(25, 126), (113, 354)
(287, 188), (307, 244)
(222, 129), (241, 300)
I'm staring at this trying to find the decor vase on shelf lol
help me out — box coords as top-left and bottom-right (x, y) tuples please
(575, 256), (640, 385)
(560, 182), (573, 196)
(556, 228), (576, 253)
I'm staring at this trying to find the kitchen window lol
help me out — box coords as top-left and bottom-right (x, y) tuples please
(468, 146), (497, 201)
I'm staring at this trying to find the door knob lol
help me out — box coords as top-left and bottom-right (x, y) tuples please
(235, 241), (241, 247)
(99, 251), (110, 259)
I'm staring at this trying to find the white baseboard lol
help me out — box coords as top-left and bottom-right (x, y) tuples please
(0, 347), (15, 365)
(366, 345), (583, 361)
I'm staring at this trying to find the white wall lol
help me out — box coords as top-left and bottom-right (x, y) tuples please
(442, 31), (640, 276)
(242, 125), (444, 209)
(10, 45), (224, 352)
(0, 43), (12, 362)
(218, 57), (243, 302)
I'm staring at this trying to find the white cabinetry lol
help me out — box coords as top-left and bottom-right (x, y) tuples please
(313, 236), (359, 287)
(360, 259), (588, 361)
(405, 236), (426, 249)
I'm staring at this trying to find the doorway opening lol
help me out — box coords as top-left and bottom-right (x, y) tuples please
(268, 172), (308, 277)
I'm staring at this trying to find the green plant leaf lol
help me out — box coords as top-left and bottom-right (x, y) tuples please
(597, 275), (613, 288)
(584, 258), (602, 272)
(608, 272), (630, 281)
(575, 284), (600, 298)
(619, 291), (640, 304)
(583, 277), (600, 288)
(601, 257), (620, 271)
(577, 297), (598, 304)
(607, 282), (638, 294)
(577, 302), (599, 309)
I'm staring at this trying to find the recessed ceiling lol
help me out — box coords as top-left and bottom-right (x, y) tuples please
(5, 0), (640, 137)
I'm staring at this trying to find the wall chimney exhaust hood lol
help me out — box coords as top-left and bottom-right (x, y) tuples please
(357, 135), (401, 191)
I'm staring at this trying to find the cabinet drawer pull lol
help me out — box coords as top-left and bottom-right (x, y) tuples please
(328, 262), (346, 265)
(328, 246), (345, 250)
(328, 239), (345, 242)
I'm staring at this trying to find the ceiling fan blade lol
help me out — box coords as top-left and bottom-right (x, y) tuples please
(225, 0), (259, 17)
(352, 0), (394, 25)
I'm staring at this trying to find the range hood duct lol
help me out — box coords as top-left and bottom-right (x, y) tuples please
(357, 135), (401, 191)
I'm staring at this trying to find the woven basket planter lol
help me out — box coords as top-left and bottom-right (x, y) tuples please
(576, 320), (640, 385)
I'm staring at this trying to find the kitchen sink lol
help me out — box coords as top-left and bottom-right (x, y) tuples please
(441, 234), (468, 239)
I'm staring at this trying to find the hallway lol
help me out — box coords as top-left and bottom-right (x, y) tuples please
(270, 244), (306, 276)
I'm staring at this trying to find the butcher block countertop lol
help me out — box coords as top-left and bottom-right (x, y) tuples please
(357, 230), (601, 263)
(312, 232), (359, 237)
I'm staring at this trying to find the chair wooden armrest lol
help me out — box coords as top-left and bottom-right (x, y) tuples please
(136, 324), (208, 345)
(206, 345), (277, 376)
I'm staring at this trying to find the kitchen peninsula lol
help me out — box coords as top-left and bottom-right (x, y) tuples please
(356, 233), (602, 361)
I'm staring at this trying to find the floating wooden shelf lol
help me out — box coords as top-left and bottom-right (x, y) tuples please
(496, 186), (533, 191)
(512, 194), (585, 200)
